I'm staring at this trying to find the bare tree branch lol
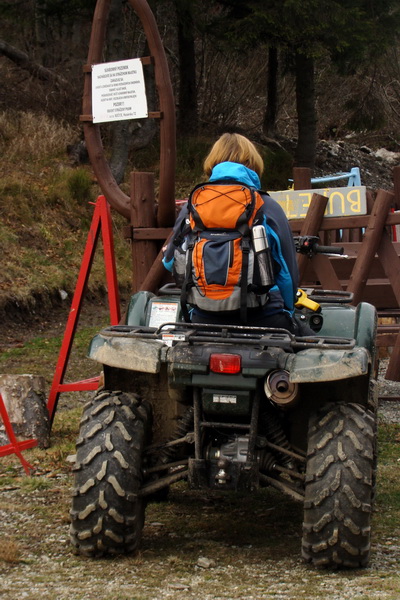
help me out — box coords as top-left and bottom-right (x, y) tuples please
(0, 39), (68, 87)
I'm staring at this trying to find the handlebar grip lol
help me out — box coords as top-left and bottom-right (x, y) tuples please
(314, 244), (344, 255)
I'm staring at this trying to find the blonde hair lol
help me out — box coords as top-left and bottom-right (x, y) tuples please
(203, 133), (264, 178)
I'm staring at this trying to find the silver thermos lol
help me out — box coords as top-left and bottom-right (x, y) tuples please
(252, 225), (275, 287)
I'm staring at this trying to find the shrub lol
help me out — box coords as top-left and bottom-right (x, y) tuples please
(67, 168), (93, 203)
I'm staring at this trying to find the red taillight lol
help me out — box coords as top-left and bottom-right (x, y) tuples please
(209, 353), (241, 374)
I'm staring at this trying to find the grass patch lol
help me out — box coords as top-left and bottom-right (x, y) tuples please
(378, 422), (400, 463)
(0, 538), (21, 564)
(0, 111), (77, 163)
(374, 422), (400, 539)
(66, 168), (94, 203)
(0, 111), (132, 309)
(19, 477), (53, 492)
(0, 326), (101, 384)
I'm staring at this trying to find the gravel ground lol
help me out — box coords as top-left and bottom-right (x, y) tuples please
(0, 478), (399, 600)
(377, 359), (400, 423)
(378, 399), (400, 424)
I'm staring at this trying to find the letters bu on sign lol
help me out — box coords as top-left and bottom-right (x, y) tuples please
(269, 186), (367, 220)
(92, 58), (148, 124)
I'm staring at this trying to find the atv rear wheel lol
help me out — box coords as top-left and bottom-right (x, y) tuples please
(70, 390), (151, 557)
(302, 402), (375, 569)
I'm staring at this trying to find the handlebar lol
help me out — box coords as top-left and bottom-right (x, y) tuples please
(294, 236), (344, 257)
(312, 244), (344, 255)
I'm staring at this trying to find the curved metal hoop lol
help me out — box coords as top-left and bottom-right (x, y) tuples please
(82, 0), (176, 226)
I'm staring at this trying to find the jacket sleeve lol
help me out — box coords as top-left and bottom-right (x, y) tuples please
(260, 194), (299, 311)
(162, 203), (190, 272)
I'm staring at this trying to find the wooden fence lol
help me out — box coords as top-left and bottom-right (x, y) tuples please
(289, 178), (400, 381)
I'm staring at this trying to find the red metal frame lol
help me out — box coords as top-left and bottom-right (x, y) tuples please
(47, 195), (121, 423)
(0, 392), (37, 475)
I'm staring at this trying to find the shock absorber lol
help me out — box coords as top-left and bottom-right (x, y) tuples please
(159, 406), (194, 464)
(259, 408), (294, 469)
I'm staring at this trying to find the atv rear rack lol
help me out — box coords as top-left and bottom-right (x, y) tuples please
(98, 323), (356, 351)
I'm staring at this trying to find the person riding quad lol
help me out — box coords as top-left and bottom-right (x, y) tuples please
(163, 133), (306, 334)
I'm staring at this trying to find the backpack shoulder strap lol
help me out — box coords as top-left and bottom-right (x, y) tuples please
(172, 211), (191, 248)
(240, 236), (251, 322)
(235, 186), (257, 235)
(180, 231), (196, 322)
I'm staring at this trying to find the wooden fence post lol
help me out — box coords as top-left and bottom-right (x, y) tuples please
(385, 332), (400, 381)
(297, 193), (342, 290)
(347, 190), (394, 306)
(139, 231), (174, 293)
(297, 192), (328, 281)
(130, 171), (158, 293)
(393, 166), (400, 211)
(293, 167), (312, 191)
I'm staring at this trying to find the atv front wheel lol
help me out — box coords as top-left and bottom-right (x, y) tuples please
(302, 402), (375, 568)
(70, 390), (151, 557)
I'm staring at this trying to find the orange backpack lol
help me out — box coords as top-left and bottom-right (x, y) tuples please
(179, 182), (274, 322)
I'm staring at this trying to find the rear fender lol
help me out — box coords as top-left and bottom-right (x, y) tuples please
(126, 291), (155, 326)
(288, 301), (376, 383)
(285, 346), (370, 383)
(318, 302), (377, 356)
(88, 334), (167, 373)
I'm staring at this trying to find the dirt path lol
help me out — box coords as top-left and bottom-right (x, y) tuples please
(0, 476), (399, 600)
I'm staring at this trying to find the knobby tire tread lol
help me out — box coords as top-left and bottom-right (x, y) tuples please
(70, 390), (150, 557)
(302, 402), (375, 569)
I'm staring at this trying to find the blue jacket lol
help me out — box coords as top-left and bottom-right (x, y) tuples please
(163, 162), (299, 312)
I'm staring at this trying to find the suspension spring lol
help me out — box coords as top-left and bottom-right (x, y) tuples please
(259, 409), (293, 468)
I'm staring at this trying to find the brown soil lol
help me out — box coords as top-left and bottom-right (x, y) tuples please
(0, 291), (128, 353)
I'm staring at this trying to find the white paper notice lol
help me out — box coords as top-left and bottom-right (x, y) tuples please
(148, 302), (179, 328)
(92, 58), (148, 123)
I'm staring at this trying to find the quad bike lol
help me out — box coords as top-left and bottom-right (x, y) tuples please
(69, 236), (378, 569)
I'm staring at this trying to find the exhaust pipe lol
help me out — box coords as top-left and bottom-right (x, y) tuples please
(264, 370), (299, 408)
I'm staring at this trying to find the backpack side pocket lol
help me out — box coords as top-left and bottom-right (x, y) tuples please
(172, 242), (187, 287)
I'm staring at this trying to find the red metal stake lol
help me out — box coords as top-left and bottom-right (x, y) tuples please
(47, 195), (121, 423)
(0, 393), (37, 475)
